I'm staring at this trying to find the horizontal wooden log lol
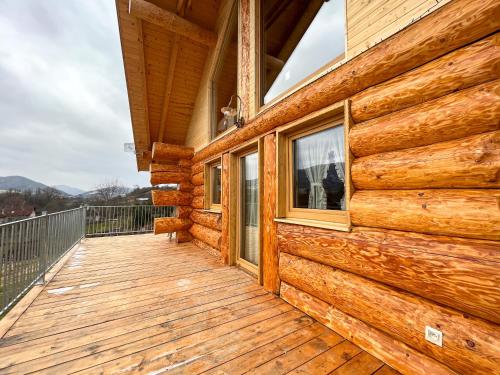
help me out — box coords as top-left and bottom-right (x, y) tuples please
(152, 190), (192, 206)
(192, 238), (222, 262)
(279, 253), (499, 375)
(175, 230), (192, 243)
(189, 223), (221, 250)
(177, 182), (194, 192)
(277, 223), (500, 323)
(193, 185), (204, 197)
(178, 159), (192, 168)
(150, 163), (191, 174)
(191, 172), (204, 186)
(190, 210), (222, 231)
(154, 217), (192, 234)
(191, 196), (204, 209)
(280, 283), (455, 375)
(176, 206), (192, 219)
(129, 0), (217, 47)
(152, 142), (194, 161)
(192, 162), (204, 175)
(349, 80), (500, 157)
(192, 0), (499, 164)
(352, 131), (500, 189)
(350, 190), (500, 241)
(351, 33), (500, 123)
(150, 171), (191, 185)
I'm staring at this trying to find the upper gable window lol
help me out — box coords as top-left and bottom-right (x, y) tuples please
(211, 3), (238, 139)
(260, 0), (345, 106)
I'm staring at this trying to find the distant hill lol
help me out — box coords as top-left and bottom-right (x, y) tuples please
(52, 185), (85, 196)
(0, 176), (50, 192)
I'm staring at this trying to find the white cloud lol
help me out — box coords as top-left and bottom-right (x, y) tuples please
(0, 0), (149, 190)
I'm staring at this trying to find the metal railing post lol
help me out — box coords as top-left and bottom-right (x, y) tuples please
(37, 212), (49, 285)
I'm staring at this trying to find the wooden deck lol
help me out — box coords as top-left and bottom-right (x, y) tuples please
(0, 234), (399, 374)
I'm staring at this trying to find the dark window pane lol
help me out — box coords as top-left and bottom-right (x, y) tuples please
(262, 0), (345, 104)
(293, 125), (345, 211)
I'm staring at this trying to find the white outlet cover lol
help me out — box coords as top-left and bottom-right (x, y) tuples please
(425, 326), (443, 347)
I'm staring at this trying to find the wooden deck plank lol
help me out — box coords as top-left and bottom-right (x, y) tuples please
(330, 351), (385, 374)
(0, 234), (400, 374)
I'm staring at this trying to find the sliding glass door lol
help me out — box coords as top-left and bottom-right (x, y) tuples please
(238, 150), (259, 271)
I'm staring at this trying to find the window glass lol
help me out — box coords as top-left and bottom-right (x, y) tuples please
(240, 152), (258, 265)
(211, 164), (222, 205)
(262, 0), (345, 104)
(212, 8), (238, 138)
(292, 125), (345, 210)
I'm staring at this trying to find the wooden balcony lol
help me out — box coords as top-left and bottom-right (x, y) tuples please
(0, 234), (399, 374)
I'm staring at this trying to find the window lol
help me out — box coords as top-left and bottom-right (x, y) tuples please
(259, 0), (345, 106)
(277, 102), (350, 228)
(205, 160), (222, 210)
(211, 2), (238, 139)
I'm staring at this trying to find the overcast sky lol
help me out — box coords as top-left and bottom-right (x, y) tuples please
(0, 0), (150, 191)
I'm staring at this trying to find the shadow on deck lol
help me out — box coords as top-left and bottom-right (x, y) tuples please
(0, 234), (399, 374)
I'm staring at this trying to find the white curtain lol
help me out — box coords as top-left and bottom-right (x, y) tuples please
(296, 125), (345, 210)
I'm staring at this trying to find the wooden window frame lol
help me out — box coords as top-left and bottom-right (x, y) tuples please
(253, 0), (347, 115)
(209, 0), (239, 140)
(228, 139), (263, 280)
(276, 100), (352, 231)
(204, 157), (223, 212)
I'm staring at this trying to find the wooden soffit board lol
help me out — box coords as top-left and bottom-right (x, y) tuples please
(116, 0), (220, 171)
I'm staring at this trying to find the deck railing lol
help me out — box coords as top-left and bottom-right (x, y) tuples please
(0, 205), (174, 315)
(0, 207), (85, 315)
(85, 205), (174, 237)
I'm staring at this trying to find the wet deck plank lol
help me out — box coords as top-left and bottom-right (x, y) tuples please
(0, 234), (399, 374)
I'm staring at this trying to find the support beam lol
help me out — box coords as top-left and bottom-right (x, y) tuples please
(129, 0), (217, 47)
(158, 35), (180, 143)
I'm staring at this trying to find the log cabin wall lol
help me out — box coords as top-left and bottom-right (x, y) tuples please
(145, 1), (499, 373)
(178, 1), (500, 373)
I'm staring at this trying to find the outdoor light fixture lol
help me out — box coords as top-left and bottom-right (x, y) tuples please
(221, 95), (244, 129)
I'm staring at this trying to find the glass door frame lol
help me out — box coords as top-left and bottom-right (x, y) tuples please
(228, 139), (263, 280)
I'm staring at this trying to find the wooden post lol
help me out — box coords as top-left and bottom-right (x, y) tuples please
(262, 134), (280, 294)
(220, 153), (230, 264)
